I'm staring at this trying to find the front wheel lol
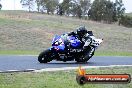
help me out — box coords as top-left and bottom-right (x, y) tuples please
(38, 49), (53, 63)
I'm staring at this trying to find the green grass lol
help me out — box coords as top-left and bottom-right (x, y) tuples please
(95, 51), (132, 56)
(0, 67), (132, 88)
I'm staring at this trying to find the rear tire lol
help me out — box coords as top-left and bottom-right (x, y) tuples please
(84, 49), (95, 62)
(38, 49), (53, 63)
(75, 47), (95, 63)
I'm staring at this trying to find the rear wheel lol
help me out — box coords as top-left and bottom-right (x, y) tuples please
(75, 47), (95, 63)
(84, 47), (95, 61)
(38, 49), (53, 63)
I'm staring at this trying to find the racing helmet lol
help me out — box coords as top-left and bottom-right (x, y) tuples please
(76, 26), (88, 38)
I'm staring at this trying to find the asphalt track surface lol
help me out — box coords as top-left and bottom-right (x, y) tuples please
(0, 55), (132, 72)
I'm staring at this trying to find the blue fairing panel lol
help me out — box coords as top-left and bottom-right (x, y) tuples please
(69, 36), (82, 49)
(53, 44), (65, 51)
(70, 40), (81, 48)
(52, 35), (61, 44)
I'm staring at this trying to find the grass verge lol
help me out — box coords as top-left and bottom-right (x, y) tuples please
(0, 67), (132, 88)
(95, 51), (132, 56)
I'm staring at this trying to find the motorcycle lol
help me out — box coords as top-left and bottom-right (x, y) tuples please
(38, 31), (103, 63)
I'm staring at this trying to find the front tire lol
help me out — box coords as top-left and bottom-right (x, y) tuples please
(38, 49), (53, 63)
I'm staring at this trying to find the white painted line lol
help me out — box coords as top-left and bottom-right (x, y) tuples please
(34, 65), (132, 72)
(110, 65), (132, 67)
(16, 55), (38, 56)
(7, 70), (19, 71)
(0, 69), (35, 73)
(0, 65), (132, 73)
(26, 69), (36, 70)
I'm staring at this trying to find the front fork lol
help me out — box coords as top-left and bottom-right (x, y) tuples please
(49, 47), (60, 60)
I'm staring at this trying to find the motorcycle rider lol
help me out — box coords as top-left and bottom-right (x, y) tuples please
(67, 26), (93, 52)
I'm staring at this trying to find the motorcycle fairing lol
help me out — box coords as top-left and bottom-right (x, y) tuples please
(67, 36), (82, 49)
(52, 35), (65, 51)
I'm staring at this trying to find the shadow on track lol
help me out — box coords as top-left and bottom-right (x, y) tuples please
(38, 61), (96, 66)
